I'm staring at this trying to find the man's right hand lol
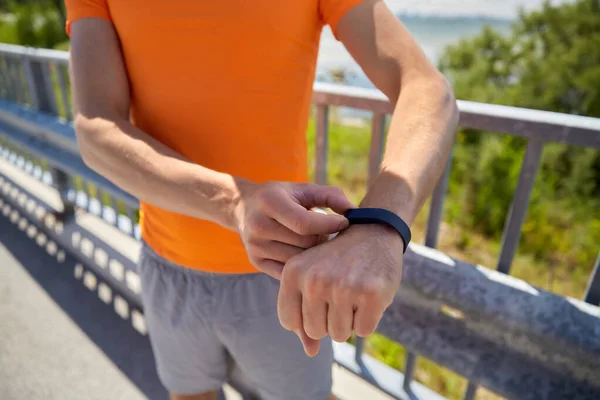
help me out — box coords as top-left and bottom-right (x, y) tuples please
(233, 181), (355, 279)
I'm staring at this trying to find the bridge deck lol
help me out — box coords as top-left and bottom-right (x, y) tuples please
(0, 209), (167, 400)
(0, 157), (395, 400)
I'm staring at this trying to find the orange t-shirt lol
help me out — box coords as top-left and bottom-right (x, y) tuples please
(65, 0), (363, 273)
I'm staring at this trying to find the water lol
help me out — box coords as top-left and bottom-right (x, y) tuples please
(316, 0), (567, 88)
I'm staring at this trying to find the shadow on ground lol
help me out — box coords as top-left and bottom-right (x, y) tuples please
(0, 216), (168, 400)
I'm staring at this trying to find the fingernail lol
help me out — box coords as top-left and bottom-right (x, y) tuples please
(340, 218), (350, 230)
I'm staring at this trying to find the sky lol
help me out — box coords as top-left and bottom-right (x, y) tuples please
(384, 0), (571, 18)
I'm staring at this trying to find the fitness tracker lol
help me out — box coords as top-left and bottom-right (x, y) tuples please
(344, 208), (411, 253)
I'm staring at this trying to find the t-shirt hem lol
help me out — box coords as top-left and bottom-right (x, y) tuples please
(141, 233), (259, 275)
(66, 14), (112, 36)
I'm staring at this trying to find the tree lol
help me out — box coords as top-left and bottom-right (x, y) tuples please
(0, 1), (67, 48)
(438, 0), (600, 269)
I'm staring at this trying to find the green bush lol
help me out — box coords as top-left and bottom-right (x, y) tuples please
(439, 0), (600, 275)
(0, 2), (66, 48)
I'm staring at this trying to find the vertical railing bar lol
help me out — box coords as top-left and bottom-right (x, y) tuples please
(497, 138), (544, 274)
(81, 180), (93, 212)
(89, 184), (101, 216)
(23, 56), (40, 110)
(354, 337), (365, 365)
(50, 168), (75, 219)
(98, 189), (109, 223)
(13, 59), (26, 105)
(14, 61), (26, 106)
(126, 206), (137, 236)
(403, 352), (417, 391)
(5, 58), (14, 102)
(0, 55), (6, 98)
(463, 382), (478, 400)
(32, 157), (44, 181)
(56, 64), (72, 120)
(584, 253), (600, 305)
(41, 62), (59, 115)
(315, 104), (329, 185)
(3, 56), (12, 100)
(368, 112), (386, 185)
(18, 60), (30, 106)
(425, 145), (454, 248)
(3, 56), (12, 101)
(7, 57), (18, 103)
(109, 194), (120, 227)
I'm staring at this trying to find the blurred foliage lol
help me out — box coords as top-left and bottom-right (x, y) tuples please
(0, 0), (66, 49)
(439, 0), (600, 273)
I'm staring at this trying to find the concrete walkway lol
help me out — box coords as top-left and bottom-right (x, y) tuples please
(0, 213), (166, 400)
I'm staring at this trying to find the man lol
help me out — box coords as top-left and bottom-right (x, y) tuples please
(65, 0), (458, 399)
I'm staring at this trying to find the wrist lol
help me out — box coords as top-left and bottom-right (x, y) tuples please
(345, 207), (410, 253)
(228, 177), (258, 233)
(360, 169), (417, 225)
(346, 223), (405, 253)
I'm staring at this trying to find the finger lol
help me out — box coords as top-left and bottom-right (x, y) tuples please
(294, 184), (356, 215)
(271, 200), (350, 236)
(295, 327), (321, 358)
(255, 259), (284, 280)
(254, 240), (305, 263)
(302, 296), (328, 340)
(353, 302), (384, 338)
(328, 302), (354, 343)
(277, 274), (303, 332)
(258, 218), (321, 248)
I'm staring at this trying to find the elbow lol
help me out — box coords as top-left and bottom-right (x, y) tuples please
(429, 73), (460, 133)
(73, 115), (107, 171)
(73, 115), (95, 168)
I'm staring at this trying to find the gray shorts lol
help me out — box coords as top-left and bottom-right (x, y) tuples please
(137, 243), (333, 399)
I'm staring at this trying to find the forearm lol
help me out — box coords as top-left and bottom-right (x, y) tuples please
(75, 116), (246, 231)
(361, 75), (459, 224)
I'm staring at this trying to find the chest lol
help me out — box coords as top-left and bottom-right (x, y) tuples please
(107, 0), (323, 44)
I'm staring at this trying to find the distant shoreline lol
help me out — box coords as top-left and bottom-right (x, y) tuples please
(395, 13), (514, 23)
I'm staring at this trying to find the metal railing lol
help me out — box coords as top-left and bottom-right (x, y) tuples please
(1, 43), (600, 400)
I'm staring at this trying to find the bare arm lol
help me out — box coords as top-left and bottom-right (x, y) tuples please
(70, 19), (243, 229)
(70, 19), (353, 277)
(337, 0), (459, 224)
(278, 0), (459, 356)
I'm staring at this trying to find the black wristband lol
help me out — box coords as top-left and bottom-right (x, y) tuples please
(344, 208), (411, 253)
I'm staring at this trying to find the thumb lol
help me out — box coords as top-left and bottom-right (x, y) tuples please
(295, 328), (321, 357)
(273, 184), (355, 236)
(296, 184), (356, 215)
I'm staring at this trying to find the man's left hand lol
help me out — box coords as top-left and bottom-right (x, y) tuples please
(277, 224), (404, 357)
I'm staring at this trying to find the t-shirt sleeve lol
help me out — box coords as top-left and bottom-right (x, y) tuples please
(319, 0), (365, 37)
(64, 0), (112, 36)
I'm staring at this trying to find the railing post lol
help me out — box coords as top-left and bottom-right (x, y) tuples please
(463, 382), (478, 400)
(22, 55), (40, 110)
(368, 112), (386, 184)
(315, 104), (329, 185)
(425, 147), (454, 248)
(5, 58), (18, 103)
(403, 352), (417, 391)
(56, 64), (72, 120)
(354, 336), (365, 364)
(12, 60), (26, 106)
(497, 138), (544, 274)
(24, 52), (56, 114)
(50, 168), (75, 220)
(584, 253), (600, 305)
